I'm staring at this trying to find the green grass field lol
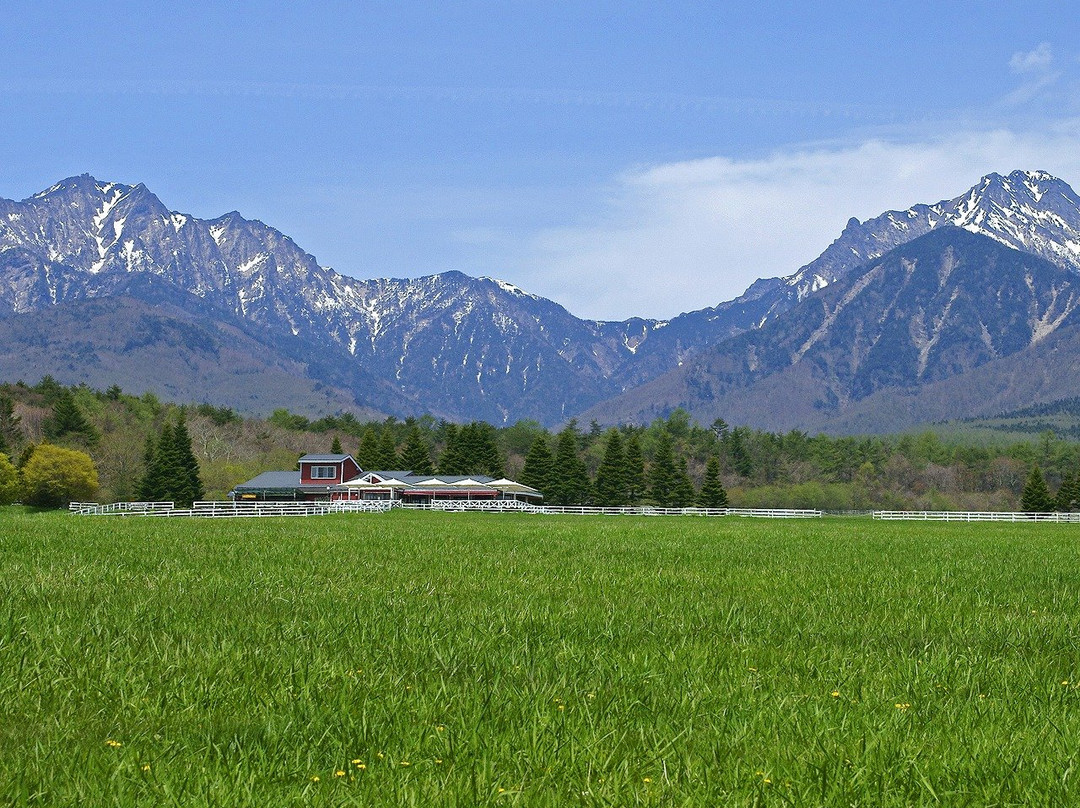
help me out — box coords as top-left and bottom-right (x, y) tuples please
(3, 509), (1080, 806)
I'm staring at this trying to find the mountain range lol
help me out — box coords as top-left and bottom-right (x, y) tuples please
(2, 169), (1080, 431)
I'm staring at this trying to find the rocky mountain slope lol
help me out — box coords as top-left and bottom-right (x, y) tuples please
(4, 170), (1080, 427)
(582, 228), (1080, 431)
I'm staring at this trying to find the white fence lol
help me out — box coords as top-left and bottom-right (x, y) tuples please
(69, 501), (175, 515)
(873, 511), (1080, 523)
(70, 499), (820, 519)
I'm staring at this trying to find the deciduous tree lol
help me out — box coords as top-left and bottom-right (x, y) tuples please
(20, 443), (98, 508)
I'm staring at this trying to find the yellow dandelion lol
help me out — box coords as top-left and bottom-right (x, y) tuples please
(352, 759), (363, 765)
(435, 759), (443, 765)
(979, 694), (987, 699)
(400, 760), (410, 767)
(1063, 680), (1070, 686)
(643, 777), (652, 783)
(498, 787), (506, 793)
(748, 667), (757, 672)
(141, 764), (150, 772)
(895, 702), (911, 710)
(105, 739), (122, 748)
(311, 775), (320, 783)
(436, 725), (445, 732)
(558, 704), (565, 711)
(377, 752), (385, 759)
(334, 770), (345, 778)
(764, 778), (772, 785)
(830, 691), (840, 698)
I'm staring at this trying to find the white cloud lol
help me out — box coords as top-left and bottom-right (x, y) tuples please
(1010, 43), (1054, 74)
(516, 124), (1080, 320)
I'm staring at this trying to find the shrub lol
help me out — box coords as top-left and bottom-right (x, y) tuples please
(20, 444), (99, 508)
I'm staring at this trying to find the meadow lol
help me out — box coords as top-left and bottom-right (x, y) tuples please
(2, 509), (1079, 806)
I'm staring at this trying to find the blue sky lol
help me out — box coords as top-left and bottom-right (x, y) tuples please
(2, 2), (1079, 318)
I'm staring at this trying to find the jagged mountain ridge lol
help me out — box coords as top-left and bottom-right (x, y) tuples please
(4, 170), (1080, 426)
(0, 175), (669, 422)
(715, 170), (1080, 332)
(581, 227), (1080, 432)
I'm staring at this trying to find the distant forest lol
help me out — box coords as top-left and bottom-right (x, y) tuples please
(3, 376), (1080, 511)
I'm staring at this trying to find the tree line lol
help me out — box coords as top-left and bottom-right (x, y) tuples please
(5, 376), (1080, 511)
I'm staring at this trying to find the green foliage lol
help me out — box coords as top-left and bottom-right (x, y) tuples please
(648, 431), (677, 506)
(137, 417), (205, 507)
(549, 424), (590, 505)
(594, 429), (628, 507)
(698, 456), (728, 508)
(520, 436), (553, 497)
(1020, 465), (1055, 512)
(355, 428), (380, 470)
(267, 408), (311, 431)
(19, 443), (98, 507)
(671, 456), (697, 507)
(330, 436), (343, 455)
(399, 426), (433, 476)
(438, 422), (503, 477)
(42, 388), (99, 447)
(0, 394), (21, 455)
(376, 429), (399, 470)
(0, 453), (18, 505)
(623, 433), (645, 505)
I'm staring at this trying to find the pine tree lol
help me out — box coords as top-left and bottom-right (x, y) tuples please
(42, 388), (99, 447)
(376, 429), (399, 470)
(355, 428), (380, 470)
(671, 456), (696, 507)
(136, 419), (203, 506)
(331, 436), (343, 455)
(400, 425), (434, 475)
(1056, 472), (1080, 512)
(520, 436), (553, 497)
(0, 394), (21, 456)
(623, 433), (645, 504)
(171, 416), (205, 505)
(550, 425), (589, 505)
(595, 429), (628, 506)
(698, 456), (728, 508)
(136, 425), (170, 502)
(1021, 465), (1055, 512)
(648, 432), (677, 506)
(724, 427), (752, 478)
(439, 424), (469, 475)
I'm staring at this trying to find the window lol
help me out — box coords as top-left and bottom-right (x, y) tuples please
(309, 465), (338, 480)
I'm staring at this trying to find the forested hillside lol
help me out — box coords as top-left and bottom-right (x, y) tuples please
(2, 376), (1078, 510)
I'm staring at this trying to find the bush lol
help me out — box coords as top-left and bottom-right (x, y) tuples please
(0, 453), (18, 505)
(20, 444), (99, 508)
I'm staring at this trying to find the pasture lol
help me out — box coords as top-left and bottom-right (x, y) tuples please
(2, 509), (1079, 805)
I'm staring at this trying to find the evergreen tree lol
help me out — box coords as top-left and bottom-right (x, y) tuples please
(724, 427), (752, 478)
(331, 436), (343, 455)
(376, 429), (399, 470)
(439, 424), (469, 475)
(520, 436), (553, 497)
(42, 388), (99, 447)
(671, 456), (696, 507)
(550, 425), (589, 505)
(1021, 465), (1055, 512)
(171, 416), (205, 505)
(471, 422), (504, 478)
(698, 456), (729, 509)
(0, 394), (21, 456)
(355, 428), (380, 470)
(648, 432), (677, 506)
(400, 425), (434, 475)
(136, 426), (169, 501)
(623, 433), (645, 504)
(594, 429), (628, 506)
(136, 418), (204, 506)
(1055, 471), (1080, 512)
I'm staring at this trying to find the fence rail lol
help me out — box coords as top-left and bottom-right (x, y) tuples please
(70, 499), (822, 519)
(872, 510), (1080, 523)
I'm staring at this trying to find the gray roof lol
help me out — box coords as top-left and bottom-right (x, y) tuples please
(234, 471), (302, 490)
(299, 454), (353, 463)
(362, 470), (416, 479)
